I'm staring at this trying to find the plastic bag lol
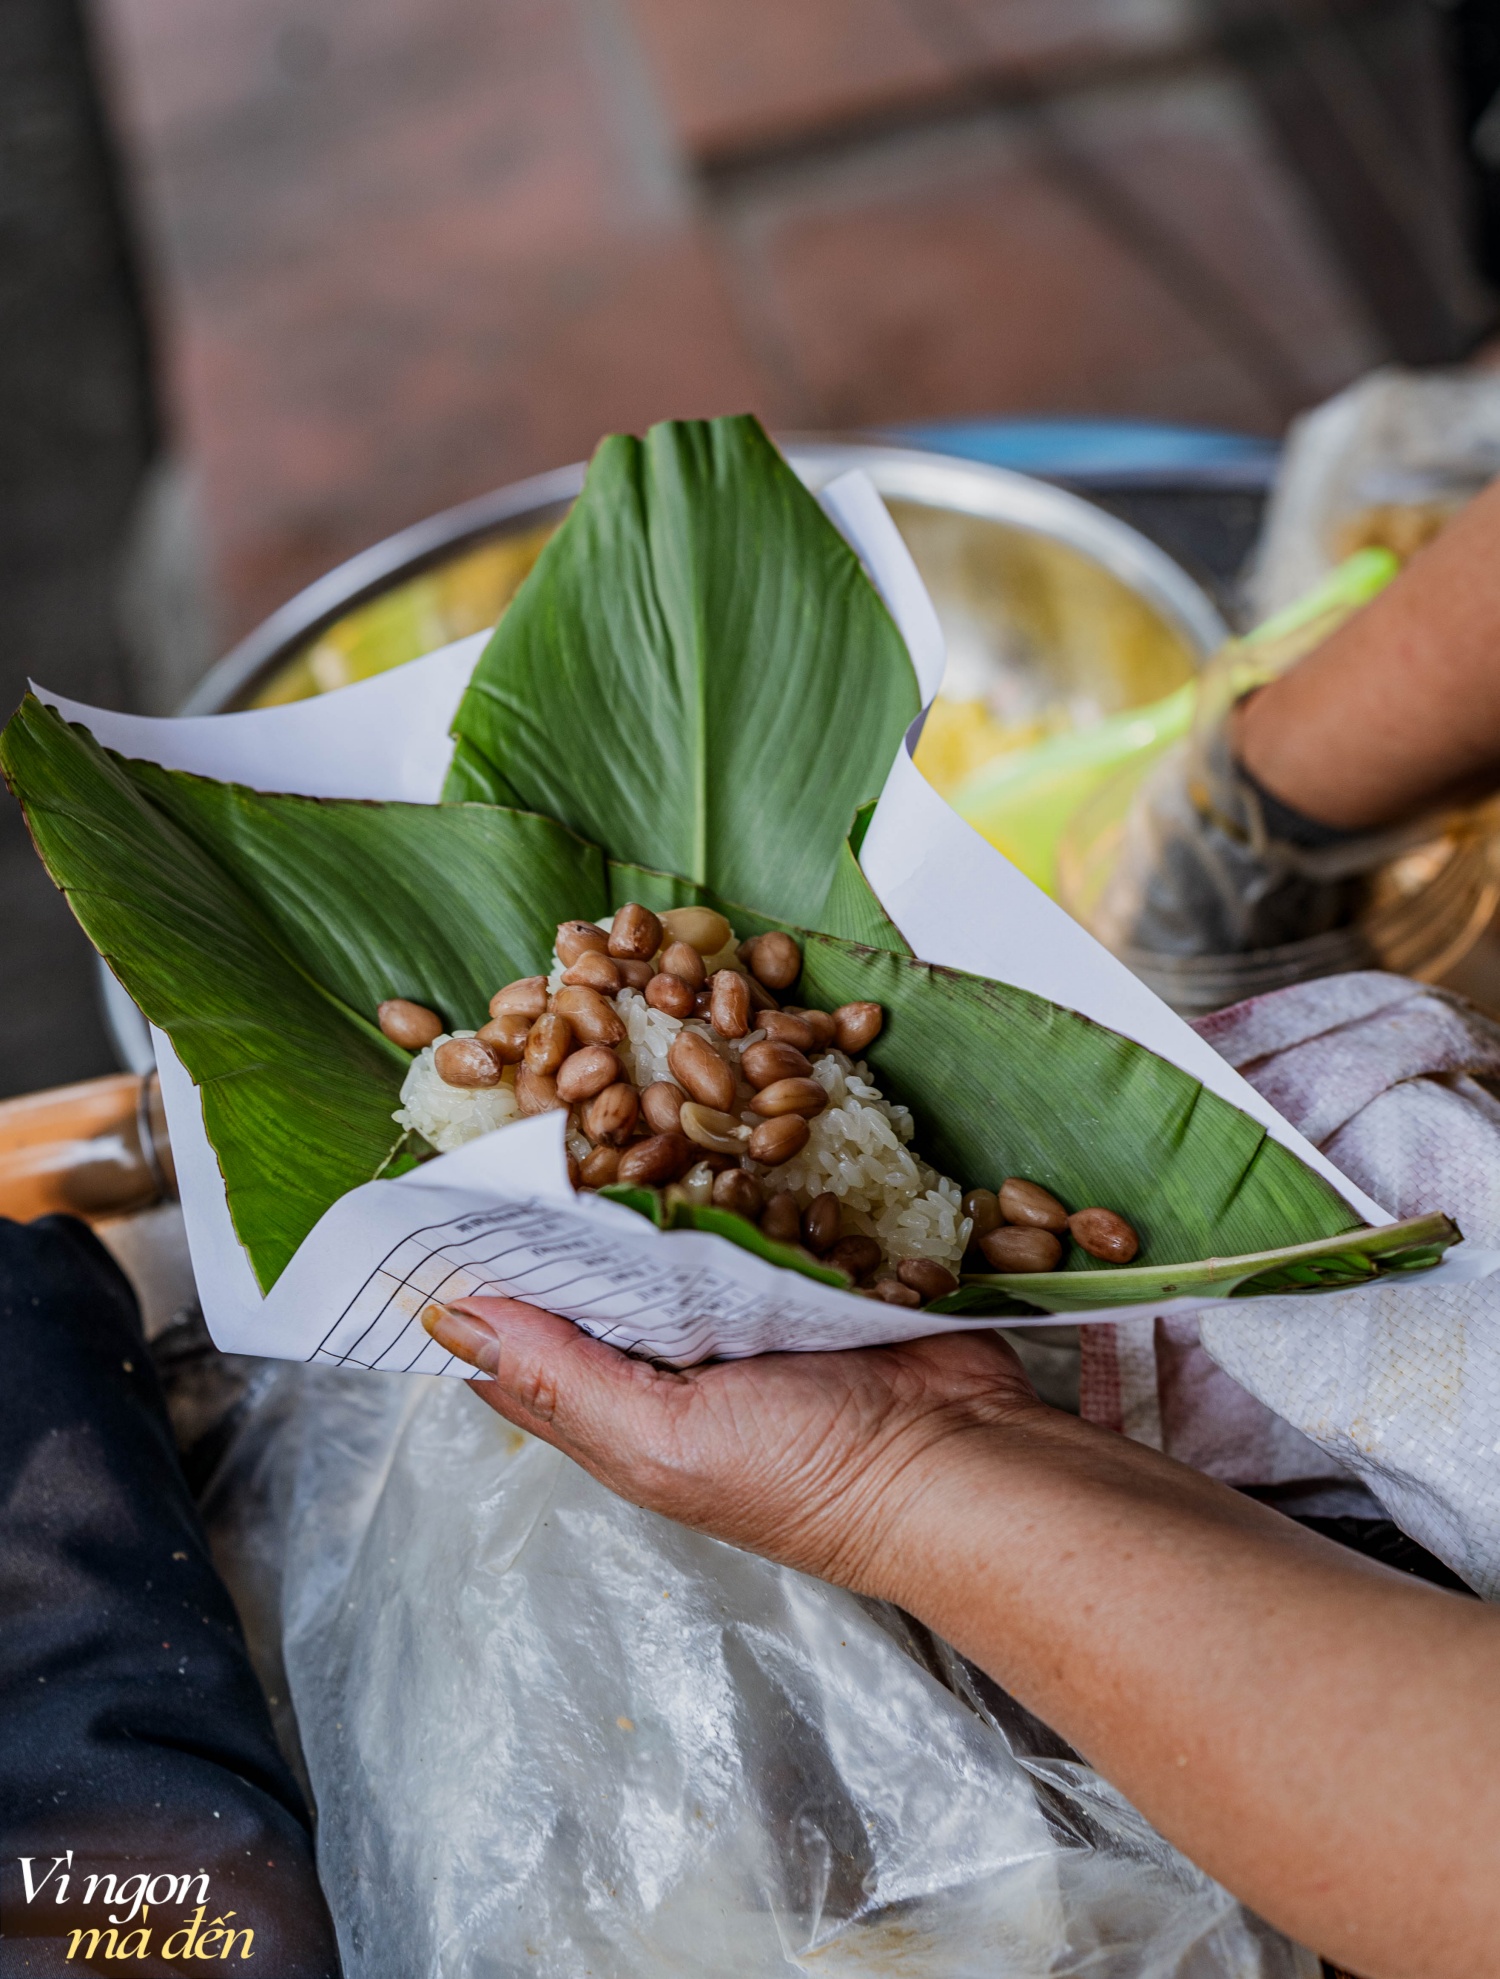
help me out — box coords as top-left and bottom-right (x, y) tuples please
(203, 1364), (1316, 1977)
(1250, 366), (1500, 618)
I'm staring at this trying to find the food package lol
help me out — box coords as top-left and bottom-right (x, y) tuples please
(202, 1358), (1319, 1979)
(1250, 365), (1500, 617)
(7, 423), (1482, 1374)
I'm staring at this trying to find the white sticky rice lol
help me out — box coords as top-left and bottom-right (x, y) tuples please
(394, 1032), (520, 1150)
(397, 921), (972, 1273)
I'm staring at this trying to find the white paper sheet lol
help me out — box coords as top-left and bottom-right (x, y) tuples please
(40, 469), (1471, 1373)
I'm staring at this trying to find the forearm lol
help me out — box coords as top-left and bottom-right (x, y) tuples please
(1237, 475), (1500, 830)
(869, 1410), (1500, 1979)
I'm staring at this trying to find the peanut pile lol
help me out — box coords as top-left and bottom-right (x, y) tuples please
(378, 901), (1139, 1306)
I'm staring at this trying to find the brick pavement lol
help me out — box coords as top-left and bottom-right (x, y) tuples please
(94, 0), (1467, 648)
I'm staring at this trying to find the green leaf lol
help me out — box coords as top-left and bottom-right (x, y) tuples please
(5, 707), (1450, 1308)
(1, 698), (604, 1286)
(1, 698), (404, 1290)
(945, 1213), (1459, 1313)
(787, 934), (1364, 1267)
(128, 759), (608, 1029)
(665, 1201), (851, 1289)
(444, 415), (923, 927)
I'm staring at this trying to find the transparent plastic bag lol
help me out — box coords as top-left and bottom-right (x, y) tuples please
(203, 1365), (1316, 1978)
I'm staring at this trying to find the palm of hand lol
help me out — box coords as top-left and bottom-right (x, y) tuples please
(444, 1298), (1039, 1589)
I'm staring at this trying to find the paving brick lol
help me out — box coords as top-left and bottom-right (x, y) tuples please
(622, 0), (1213, 163)
(1044, 68), (1385, 414)
(94, 0), (1408, 650)
(621, 0), (956, 161)
(101, 0), (777, 635)
(718, 118), (1291, 432)
(921, 0), (1201, 83)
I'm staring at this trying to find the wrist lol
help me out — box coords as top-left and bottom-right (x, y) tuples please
(826, 1392), (1083, 1611)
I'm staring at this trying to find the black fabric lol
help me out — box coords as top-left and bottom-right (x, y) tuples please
(0, 1216), (339, 1975)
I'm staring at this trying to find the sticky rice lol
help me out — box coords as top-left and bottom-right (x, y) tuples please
(398, 928), (970, 1271)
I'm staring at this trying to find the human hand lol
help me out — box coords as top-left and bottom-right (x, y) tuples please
(423, 1299), (1043, 1593)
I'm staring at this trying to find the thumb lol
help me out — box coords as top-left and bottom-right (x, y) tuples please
(424, 1296), (688, 1470)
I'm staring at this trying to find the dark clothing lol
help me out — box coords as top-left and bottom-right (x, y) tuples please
(0, 1216), (339, 1975)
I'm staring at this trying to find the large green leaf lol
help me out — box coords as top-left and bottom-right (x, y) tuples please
(791, 936), (1363, 1265)
(0, 709), (1426, 1303)
(581, 867), (1364, 1266)
(929, 1213), (1457, 1316)
(1, 698), (605, 1285)
(443, 415), (923, 928)
(130, 758), (608, 1028)
(1, 699), (404, 1288)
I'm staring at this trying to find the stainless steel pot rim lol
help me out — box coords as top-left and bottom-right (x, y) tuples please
(184, 439), (1228, 719)
(786, 439), (1229, 662)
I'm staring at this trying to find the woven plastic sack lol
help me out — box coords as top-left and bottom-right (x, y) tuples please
(203, 1362), (1316, 1978)
(1194, 972), (1500, 1597)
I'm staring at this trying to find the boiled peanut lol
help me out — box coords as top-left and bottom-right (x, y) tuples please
(524, 1011), (573, 1075)
(961, 1188), (1002, 1239)
(865, 1279), (921, 1307)
(679, 1102), (750, 1154)
(748, 1077), (827, 1119)
(434, 1037), (503, 1088)
(747, 1114), (810, 1165)
(712, 1168), (762, 1217)
(826, 1234), (882, 1283)
(667, 1031), (735, 1111)
(667, 1161), (717, 1209)
(659, 906), (731, 955)
(554, 1044), (622, 1103)
(801, 1192), (841, 1254)
(743, 930), (801, 991)
(567, 1154), (582, 1189)
(562, 950), (623, 994)
(476, 1008), (531, 1063)
(645, 971), (696, 1019)
(759, 1191), (803, 1244)
(1068, 1208), (1139, 1264)
(556, 921), (609, 968)
(608, 902), (662, 961)
(741, 1038), (812, 1089)
(757, 1010), (816, 1052)
(378, 998), (443, 1049)
(659, 940), (706, 990)
(897, 1258), (959, 1301)
(709, 970), (751, 1039)
(617, 958), (655, 990)
(516, 1065), (564, 1115)
(639, 1081), (685, 1134)
(552, 985), (626, 1046)
(579, 1145), (621, 1187)
(490, 976), (549, 1021)
(582, 1081), (640, 1145)
(999, 1177), (1069, 1232)
(978, 1226), (1061, 1273)
(833, 1002), (883, 1053)
(616, 1131), (695, 1187)
(786, 1007), (836, 1049)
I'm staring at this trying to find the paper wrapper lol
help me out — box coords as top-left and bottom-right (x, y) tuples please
(38, 475), (1493, 1369)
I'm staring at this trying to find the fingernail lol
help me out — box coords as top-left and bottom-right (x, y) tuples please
(423, 1302), (499, 1372)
